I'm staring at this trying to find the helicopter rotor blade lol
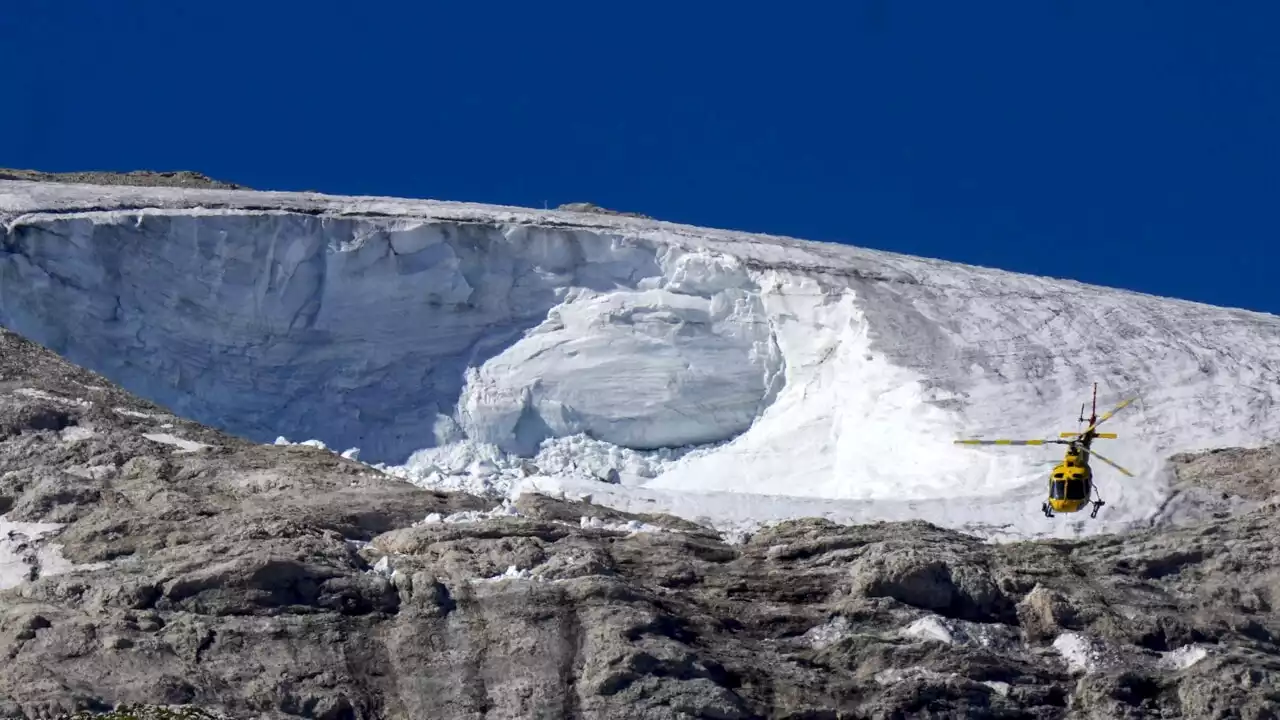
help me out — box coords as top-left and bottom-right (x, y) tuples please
(954, 439), (1066, 446)
(1079, 446), (1134, 477)
(1080, 397), (1137, 435)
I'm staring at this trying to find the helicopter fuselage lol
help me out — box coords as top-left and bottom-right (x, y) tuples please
(1047, 440), (1094, 514)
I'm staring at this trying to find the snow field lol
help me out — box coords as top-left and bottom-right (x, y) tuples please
(5, 179), (1280, 541)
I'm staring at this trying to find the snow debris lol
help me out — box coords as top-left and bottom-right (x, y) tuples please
(114, 407), (158, 419)
(474, 564), (533, 583)
(898, 614), (1022, 650)
(804, 615), (853, 651)
(1160, 644), (1209, 670)
(983, 681), (1011, 697)
(412, 501), (668, 536)
(529, 434), (699, 483)
(1052, 632), (1111, 674)
(418, 500), (524, 526)
(579, 516), (666, 534)
(59, 426), (95, 443)
(272, 436), (361, 462)
(901, 616), (955, 644)
(141, 433), (211, 453)
(14, 388), (91, 407)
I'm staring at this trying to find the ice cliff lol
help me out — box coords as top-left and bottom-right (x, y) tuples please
(3, 179), (1280, 538)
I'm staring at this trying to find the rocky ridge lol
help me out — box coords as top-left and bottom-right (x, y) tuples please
(0, 327), (1276, 719)
(0, 170), (243, 191)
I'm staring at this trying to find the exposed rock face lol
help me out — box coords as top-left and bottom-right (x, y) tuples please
(0, 326), (1277, 718)
(556, 202), (654, 219)
(0, 169), (244, 190)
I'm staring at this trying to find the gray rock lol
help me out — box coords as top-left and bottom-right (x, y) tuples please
(0, 168), (244, 190)
(0, 326), (1277, 718)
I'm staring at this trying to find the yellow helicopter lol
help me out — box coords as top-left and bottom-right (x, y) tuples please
(954, 383), (1135, 519)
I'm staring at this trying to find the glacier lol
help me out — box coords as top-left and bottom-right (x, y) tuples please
(3, 179), (1280, 540)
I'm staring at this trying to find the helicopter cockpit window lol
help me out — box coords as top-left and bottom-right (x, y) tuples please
(1051, 481), (1067, 499)
(1065, 480), (1087, 500)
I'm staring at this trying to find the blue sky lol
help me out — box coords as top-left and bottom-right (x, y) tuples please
(5, 2), (1278, 314)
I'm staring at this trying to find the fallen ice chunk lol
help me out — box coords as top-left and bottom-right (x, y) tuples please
(468, 459), (499, 477)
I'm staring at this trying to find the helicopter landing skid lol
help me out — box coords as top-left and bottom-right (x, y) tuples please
(1042, 500), (1106, 519)
(1090, 487), (1107, 519)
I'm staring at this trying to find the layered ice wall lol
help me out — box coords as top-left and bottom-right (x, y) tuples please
(0, 206), (782, 463)
(4, 180), (1280, 537)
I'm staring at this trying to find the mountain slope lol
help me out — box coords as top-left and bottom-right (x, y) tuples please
(3, 179), (1280, 540)
(0, 324), (1277, 719)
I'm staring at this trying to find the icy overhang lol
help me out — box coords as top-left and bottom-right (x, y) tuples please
(0, 182), (787, 463)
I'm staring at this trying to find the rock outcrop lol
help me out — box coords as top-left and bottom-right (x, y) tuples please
(0, 169), (244, 190)
(0, 329), (1277, 718)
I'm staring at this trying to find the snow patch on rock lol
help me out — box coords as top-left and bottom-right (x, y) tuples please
(14, 388), (90, 407)
(142, 432), (211, 453)
(475, 564), (534, 583)
(899, 614), (1022, 650)
(1053, 632), (1111, 674)
(1160, 643), (1209, 670)
(804, 615), (853, 650)
(0, 517), (103, 590)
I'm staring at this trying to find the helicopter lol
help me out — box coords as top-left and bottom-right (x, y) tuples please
(954, 383), (1135, 519)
